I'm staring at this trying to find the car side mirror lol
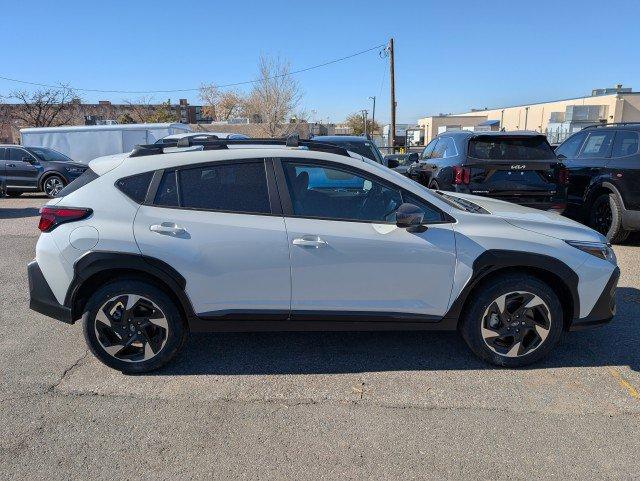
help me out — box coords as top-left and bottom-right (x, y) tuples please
(408, 152), (419, 163)
(396, 203), (425, 229)
(386, 158), (400, 168)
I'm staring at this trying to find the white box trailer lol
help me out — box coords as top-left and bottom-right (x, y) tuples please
(20, 123), (192, 163)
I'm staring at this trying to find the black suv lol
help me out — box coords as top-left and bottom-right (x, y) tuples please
(407, 131), (568, 212)
(311, 136), (386, 164)
(556, 123), (640, 243)
(0, 145), (87, 197)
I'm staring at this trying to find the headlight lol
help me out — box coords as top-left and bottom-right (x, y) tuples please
(566, 240), (616, 264)
(66, 167), (84, 174)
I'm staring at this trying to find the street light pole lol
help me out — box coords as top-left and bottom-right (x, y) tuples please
(369, 96), (376, 135)
(388, 37), (396, 152)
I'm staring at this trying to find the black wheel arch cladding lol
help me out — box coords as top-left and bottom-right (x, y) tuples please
(443, 249), (580, 323)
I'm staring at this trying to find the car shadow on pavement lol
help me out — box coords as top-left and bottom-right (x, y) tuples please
(154, 287), (640, 376)
(0, 207), (41, 219)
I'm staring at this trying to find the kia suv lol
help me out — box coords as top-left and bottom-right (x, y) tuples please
(556, 123), (640, 243)
(27, 136), (618, 373)
(408, 131), (568, 212)
(0, 145), (87, 197)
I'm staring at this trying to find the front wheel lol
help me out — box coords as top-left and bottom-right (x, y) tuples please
(460, 274), (564, 367)
(42, 175), (66, 198)
(590, 193), (629, 244)
(82, 280), (188, 373)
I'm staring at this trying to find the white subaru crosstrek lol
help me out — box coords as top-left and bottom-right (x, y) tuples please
(28, 136), (619, 373)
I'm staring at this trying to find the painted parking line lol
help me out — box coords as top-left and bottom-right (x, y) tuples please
(609, 368), (640, 400)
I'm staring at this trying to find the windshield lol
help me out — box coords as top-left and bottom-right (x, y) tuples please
(26, 147), (73, 162)
(468, 136), (556, 160)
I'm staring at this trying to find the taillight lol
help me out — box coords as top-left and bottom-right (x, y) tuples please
(557, 166), (570, 185)
(453, 166), (471, 185)
(38, 207), (92, 232)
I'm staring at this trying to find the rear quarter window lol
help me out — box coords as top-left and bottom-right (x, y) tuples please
(115, 171), (154, 203)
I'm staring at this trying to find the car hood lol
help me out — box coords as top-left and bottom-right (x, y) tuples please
(48, 161), (87, 169)
(444, 192), (607, 243)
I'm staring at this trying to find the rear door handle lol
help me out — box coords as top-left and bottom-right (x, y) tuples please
(292, 235), (327, 248)
(150, 222), (187, 236)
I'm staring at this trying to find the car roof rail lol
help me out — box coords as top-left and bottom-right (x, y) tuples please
(130, 135), (351, 158)
(583, 122), (640, 129)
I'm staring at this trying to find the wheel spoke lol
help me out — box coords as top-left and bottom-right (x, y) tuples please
(506, 341), (522, 357)
(535, 324), (550, 342)
(125, 294), (142, 311)
(523, 294), (544, 310)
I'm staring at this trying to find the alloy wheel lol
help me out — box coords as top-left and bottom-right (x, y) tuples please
(481, 291), (551, 358)
(94, 294), (169, 363)
(44, 177), (64, 196)
(592, 197), (612, 235)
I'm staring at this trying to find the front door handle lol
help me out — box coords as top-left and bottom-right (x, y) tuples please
(150, 222), (187, 236)
(292, 235), (328, 248)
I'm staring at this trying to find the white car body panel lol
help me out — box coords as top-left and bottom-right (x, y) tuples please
(133, 206), (291, 315)
(284, 218), (456, 316)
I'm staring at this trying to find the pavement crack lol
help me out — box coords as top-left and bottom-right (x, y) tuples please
(48, 349), (89, 393)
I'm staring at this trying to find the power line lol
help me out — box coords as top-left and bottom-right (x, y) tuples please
(0, 43), (386, 95)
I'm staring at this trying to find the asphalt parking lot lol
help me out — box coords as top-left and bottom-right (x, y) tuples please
(1, 194), (639, 480)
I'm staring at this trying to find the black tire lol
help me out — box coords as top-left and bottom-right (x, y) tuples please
(589, 193), (629, 244)
(42, 174), (66, 198)
(82, 279), (188, 373)
(460, 273), (563, 368)
(5, 191), (22, 197)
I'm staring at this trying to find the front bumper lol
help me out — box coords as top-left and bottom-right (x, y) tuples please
(27, 260), (73, 324)
(570, 266), (619, 331)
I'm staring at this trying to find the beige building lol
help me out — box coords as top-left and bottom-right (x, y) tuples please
(418, 85), (640, 144)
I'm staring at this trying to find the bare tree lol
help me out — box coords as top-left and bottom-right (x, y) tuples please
(123, 96), (155, 123)
(199, 85), (245, 121)
(245, 55), (303, 137)
(9, 85), (79, 127)
(122, 97), (178, 123)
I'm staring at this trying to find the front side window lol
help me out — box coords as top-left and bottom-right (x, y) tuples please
(555, 131), (588, 159)
(579, 131), (615, 159)
(179, 161), (270, 214)
(283, 162), (403, 223)
(8, 148), (34, 162)
(611, 131), (639, 157)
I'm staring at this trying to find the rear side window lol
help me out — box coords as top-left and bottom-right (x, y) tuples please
(579, 131), (615, 159)
(178, 161), (271, 214)
(469, 137), (556, 160)
(115, 171), (153, 203)
(56, 168), (99, 198)
(612, 131), (639, 157)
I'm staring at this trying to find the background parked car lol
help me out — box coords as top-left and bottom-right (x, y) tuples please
(408, 131), (569, 212)
(384, 152), (419, 175)
(556, 123), (640, 243)
(0, 145), (87, 197)
(312, 135), (386, 164)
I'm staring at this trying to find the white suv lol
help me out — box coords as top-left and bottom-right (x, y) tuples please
(28, 136), (620, 373)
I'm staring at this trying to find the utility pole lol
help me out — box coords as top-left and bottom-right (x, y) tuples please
(388, 38), (396, 152)
(361, 109), (369, 137)
(369, 96), (376, 135)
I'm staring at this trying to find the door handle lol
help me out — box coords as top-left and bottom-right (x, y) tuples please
(7, 163), (15, 167)
(292, 235), (327, 248)
(150, 222), (187, 236)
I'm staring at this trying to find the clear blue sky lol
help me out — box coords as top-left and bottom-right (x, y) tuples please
(2, 0), (639, 124)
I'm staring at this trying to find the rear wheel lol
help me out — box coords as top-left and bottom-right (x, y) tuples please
(82, 280), (188, 373)
(460, 274), (563, 367)
(5, 191), (22, 197)
(590, 193), (629, 244)
(42, 175), (66, 197)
